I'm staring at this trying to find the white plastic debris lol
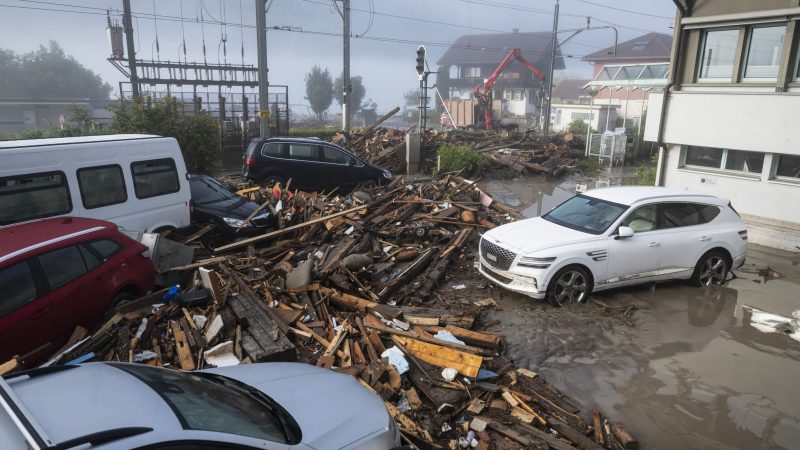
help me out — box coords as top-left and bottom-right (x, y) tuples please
(275, 199), (283, 212)
(380, 346), (409, 374)
(133, 350), (158, 363)
(313, 250), (325, 259)
(383, 245), (392, 253)
(193, 314), (208, 329)
(344, 225), (355, 235)
(452, 284), (467, 290)
(392, 318), (411, 331)
(134, 318), (148, 340)
(204, 314), (224, 343)
(441, 423), (452, 433)
(434, 330), (465, 345)
(441, 367), (458, 381)
(203, 341), (240, 367)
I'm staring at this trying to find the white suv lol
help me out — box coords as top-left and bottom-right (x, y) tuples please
(478, 187), (747, 305)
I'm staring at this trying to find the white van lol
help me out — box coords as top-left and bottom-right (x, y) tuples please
(0, 134), (191, 232)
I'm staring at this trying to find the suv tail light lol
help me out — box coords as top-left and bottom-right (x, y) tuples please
(738, 230), (748, 240)
(244, 156), (256, 167)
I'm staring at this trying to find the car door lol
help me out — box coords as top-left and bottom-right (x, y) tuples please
(35, 244), (101, 341)
(605, 203), (662, 286)
(656, 202), (720, 279)
(321, 145), (360, 191)
(286, 143), (321, 190)
(0, 259), (54, 363)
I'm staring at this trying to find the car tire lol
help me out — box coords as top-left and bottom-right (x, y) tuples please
(262, 176), (285, 189)
(547, 265), (592, 307)
(690, 250), (729, 287)
(110, 291), (135, 309)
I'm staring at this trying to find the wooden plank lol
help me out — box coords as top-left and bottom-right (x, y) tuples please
(214, 204), (369, 252)
(171, 321), (195, 370)
(227, 292), (296, 362)
(592, 411), (606, 446)
(393, 336), (482, 377)
(182, 223), (215, 244)
(425, 325), (502, 349)
(366, 322), (493, 356)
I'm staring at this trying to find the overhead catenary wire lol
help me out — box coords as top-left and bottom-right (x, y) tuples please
(572, 0), (673, 20)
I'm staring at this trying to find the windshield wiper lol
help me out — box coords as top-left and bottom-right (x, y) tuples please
(49, 427), (153, 450)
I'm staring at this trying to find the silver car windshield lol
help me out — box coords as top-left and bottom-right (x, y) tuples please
(113, 364), (294, 443)
(543, 194), (628, 235)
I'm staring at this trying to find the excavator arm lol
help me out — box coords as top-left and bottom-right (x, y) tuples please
(472, 48), (546, 130)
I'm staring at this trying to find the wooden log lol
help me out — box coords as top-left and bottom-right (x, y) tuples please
(171, 321), (195, 370)
(612, 423), (639, 450)
(366, 322), (493, 356)
(551, 421), (605, 450)
(484, 420), (540, 447)
(425, 325), (501, 350)
(592, 411), (606, 446)
(392, 336), (482, 377)
(318, 287), (401, 318)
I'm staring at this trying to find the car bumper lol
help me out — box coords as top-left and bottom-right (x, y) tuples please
(733, 254), (745, 269)
(476, 259), (546, 299)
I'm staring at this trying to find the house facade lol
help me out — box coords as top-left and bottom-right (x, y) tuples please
(583, 32), (672, 124)
(436, 30), (564, 127)
(645, 0), (800, 250)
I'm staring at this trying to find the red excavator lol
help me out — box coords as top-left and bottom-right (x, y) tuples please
(473, 48), (546, 130)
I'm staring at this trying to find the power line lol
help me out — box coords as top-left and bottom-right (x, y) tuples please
(572, 0), (673, 20)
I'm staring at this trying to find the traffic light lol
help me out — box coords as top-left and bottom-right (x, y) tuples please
(416, 46), (426, 76)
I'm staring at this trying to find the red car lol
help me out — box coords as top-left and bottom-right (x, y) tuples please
(0, 217), (155, 366)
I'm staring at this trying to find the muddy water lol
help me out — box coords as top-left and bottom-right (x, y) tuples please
(479, 175), (800, 449)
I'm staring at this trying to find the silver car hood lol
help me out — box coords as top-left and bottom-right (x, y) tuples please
(484, 216), (595, 254)
(208, 363), (390, 450)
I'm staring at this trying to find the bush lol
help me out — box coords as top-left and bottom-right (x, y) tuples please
(636, 155), (658, 185)
(437, 144), (484, 175)
(568, 119), (591, 136)
(575, 157), (601, 175)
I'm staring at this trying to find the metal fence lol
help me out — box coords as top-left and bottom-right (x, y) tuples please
(587, 129), (627, 167)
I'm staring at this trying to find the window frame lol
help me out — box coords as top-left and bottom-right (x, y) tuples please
(681, 146), (765, 176)
(0, 260), (40, 319)
(696, 27), (741, 83)
(36, 245), (89, 292)
(771, 153), (800, 182)
(286, 144), (321, 162)
(130, 158), (180, 200)
(321, 145), (354, 166)
(0, 170), (72, 225)
(740, 23), (787, 83)
(76, 164), (128, 209)
(260, 142), (285, 159)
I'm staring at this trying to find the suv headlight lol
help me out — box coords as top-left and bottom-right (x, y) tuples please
(382, 170), (392, 179)
(223, 217), (251, 228)
(518, 256), (556, 269)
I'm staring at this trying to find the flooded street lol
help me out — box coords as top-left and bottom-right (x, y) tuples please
(479, 174), (800, 449)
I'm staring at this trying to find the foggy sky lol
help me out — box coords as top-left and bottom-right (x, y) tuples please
(0, 0), (676, 116)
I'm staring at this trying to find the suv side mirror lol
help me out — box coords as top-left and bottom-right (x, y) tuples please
(616, 226), (634, 239)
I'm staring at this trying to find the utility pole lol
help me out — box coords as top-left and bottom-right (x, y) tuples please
(256, 0), (270, 138)
(342, 0), (351, 133)
(122, 0), (139, 98)
(544, 0), (559, 134)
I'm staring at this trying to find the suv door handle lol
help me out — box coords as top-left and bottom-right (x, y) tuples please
(699, 236), (711, 242)
(648, 242), (661, 247)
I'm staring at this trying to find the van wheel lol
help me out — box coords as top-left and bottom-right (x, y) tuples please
(547, 265), (592, 307)
(262, 176), (285, 189)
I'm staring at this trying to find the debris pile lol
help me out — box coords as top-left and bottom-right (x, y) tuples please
(334, 126), (584, 178)
(37, 175), (637, 449)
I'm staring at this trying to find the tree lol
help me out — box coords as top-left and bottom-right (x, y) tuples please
(304, 66), (334, 122)
(0, 41), (111, 99)
(403, 89), (421, 107)
(108, 96), (220, 174)
(334, 74), (366, 113)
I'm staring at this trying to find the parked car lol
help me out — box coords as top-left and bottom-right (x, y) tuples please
(478, 187), (747, 306)
(242, 137), (392, 192)
(188, 173), (274, 247)
(1, 362), (403, 449)
(0, 135), (192, 232)
(0, 217), (155, 366)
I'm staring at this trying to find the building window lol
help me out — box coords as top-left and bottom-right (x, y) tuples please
(632, 41), (649, 51)
(697, 29), (739, 81)
(795, 44), (800, 81)
(77, 165), (127, 209)
(504, 90), (513, 100)
(773, 154), (800, 180)
(683, 146), (764, 174)
(131, 158), (180, 199)
(465, 67), (481, 78)
(513, 90), (522, 101)
(742, 25), (785, 81)
(571, 112), (592, 121)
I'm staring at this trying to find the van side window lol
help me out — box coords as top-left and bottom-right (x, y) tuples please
(131, 159), (180, 199)
(288, 144), (319, 161)
(77, 165), (127, 209)
(262, 143), (283, 157)
(37, 245), (87, 291)
(0, 261), (38, 318)
(0, 171), (71, 225)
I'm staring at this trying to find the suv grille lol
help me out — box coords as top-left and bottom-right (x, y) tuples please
(480, 238), (516, 271)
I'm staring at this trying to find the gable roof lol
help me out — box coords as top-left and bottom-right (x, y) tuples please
(436, 31), (565, 72)
(583, 32), (672, 62)
(552, 79), (592, 101)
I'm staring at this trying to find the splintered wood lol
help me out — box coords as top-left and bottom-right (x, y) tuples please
(31, 172), (637, 450)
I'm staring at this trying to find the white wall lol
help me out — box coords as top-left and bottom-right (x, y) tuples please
(505, 99), (535, 115)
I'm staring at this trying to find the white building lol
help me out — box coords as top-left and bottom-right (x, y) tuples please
(550, 103), (618, 133)
(645, 1), (800, 250)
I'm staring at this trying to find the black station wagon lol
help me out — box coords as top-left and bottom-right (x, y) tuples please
(242, 137), (392, 192)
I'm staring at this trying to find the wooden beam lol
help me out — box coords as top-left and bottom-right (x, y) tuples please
(393, 336), (482, 378)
